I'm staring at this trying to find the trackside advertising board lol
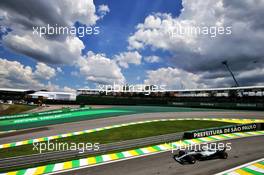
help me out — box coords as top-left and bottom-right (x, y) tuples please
(183, 123), (264, 139)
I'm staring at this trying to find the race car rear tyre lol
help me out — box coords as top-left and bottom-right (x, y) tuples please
(187, 155), (196, 164)
(221, 152), (228, 159)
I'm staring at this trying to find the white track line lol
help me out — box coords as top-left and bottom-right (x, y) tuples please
(214, 157), (264, 175)
(48, 134), (264, 175)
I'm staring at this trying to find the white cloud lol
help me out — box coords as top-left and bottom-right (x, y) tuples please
(62, 0), (99, 25)
(0, 1), (119, 87)
(203, 67), (264, 87)
(144, 55), (160, 63)
(45, 81), (60, 91)
(0, 58), (58, 90)
(56, 67), (63, 73)
(78, 51), (125, 84)
(114, 51), (142, 68)
(144, 67), (205, 89)
(63, 86), (76, 92)
(0, 0), (101, 65)
(34, 63), (56, 80)
(129, 0), (264, 87)
(0, 0), (99, 31)
(98, 4), (110, 18)
(3, 33), (85, 65)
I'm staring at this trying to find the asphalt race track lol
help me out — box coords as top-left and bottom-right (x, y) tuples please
(1, 110), (264, 144)
(58, 135), (264, 175)
(1, 107), (264, 175)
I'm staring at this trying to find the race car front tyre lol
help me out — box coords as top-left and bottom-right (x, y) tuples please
(179, 150), (186, 157)
(173, 155), (178, 161)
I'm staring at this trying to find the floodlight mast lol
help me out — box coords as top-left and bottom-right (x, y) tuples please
(222, 60), (239, 87)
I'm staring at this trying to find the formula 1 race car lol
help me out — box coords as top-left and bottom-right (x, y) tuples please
(173, 147), (228, 164)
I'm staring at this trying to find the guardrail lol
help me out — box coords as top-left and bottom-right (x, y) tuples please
(0, 132), (183, 170)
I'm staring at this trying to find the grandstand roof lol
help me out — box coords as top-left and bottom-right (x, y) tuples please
(30, 91), (76, 95)
(0, 88), (34, 92)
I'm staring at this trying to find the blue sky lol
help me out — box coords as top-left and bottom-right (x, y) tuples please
(79, 0), (183, 85)
(0, 0), (263, 91)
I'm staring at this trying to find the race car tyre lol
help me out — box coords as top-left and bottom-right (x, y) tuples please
(186, 155), (196, 164)
(173, 155), (178, 161)
(178, 150), (185, 157)
(220, 152), (228, 159)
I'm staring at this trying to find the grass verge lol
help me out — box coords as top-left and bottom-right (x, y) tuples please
(0, 104), (36, 116)
(0, 120), (234, 172)
(0, 120), (233, 159)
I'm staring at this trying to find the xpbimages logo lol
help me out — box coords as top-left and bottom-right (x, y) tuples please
(97, 83), (167, 95)
(168, 25), (232, 38)
(33, 140), (100, 154)
(170, 142), (232, 154)
(32, 24), (100, 37)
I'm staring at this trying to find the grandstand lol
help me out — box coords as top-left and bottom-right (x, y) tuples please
(0, 86), (263, 110)
(77, 86), (264, 110)
(0, 88), (35, 102)
(29, 91), (76, 101)
(77, 85), (264, 97)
